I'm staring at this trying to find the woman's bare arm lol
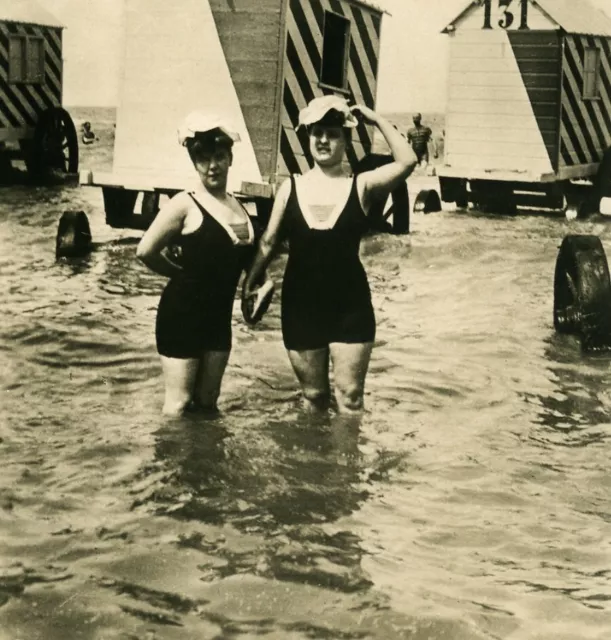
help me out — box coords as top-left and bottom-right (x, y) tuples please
(351, 105), (417, 213)
(136, 193), (188, 278)
(243, 178), (292, 295)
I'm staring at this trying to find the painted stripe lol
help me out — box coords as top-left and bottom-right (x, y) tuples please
(334, 1), (375, 88)
(560, 35), (611, 166)
(28, 78), (58, 111)
(18, 23), (62, 77)
(565, 38), (606, 156)
(0, 109), (12, 127)
(560, 138), (574, 166)
(597, 38), (611, 141)
(325, 0), (374, 106)
(284, 82), (311, 154)
(46, 28), (63, 65)
(363, 10), (380, 53)
(290, 0), (322, 78)
(369, 10), (381, 38)
(1, 23), (62, 104)
(286, 33), (316, 104)
(581, 39), (611, 145)
(561, 91), (590, 164)
(287, 13), (320, 85)
(0, 75), (37, 126)
(44, 51), (63, 103)
(279, 0), (380, 176)
(351, 6), (378, 76)
(0, 94), (22, 127)
(309, 0), (326, 31)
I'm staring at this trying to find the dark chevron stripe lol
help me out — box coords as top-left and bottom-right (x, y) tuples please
(564, 40), (605, 157)
(280, 0), (381, 177)
(283, 80), (312, 159)
(323, 0), (374, 107)
(348, 39), (374, 107)
(286, 34), (316, 105)
(28, 79), (57, 111)
(598, 38), (611, 136)
(327, 0), (344, 17)
(281, 128), (303, 175)
(44, 54), (63, 103)
(370, 12), (381, 38)
(582, 38), (611, 142)
(0, 77), (37, 126)
(46, 28), (62, 63)
(561, 91), (590, 164)
(290, 0), (322, 75)
(14, 80), (46, 115)
(560, 138), (573, 166)
(352, 8), (377, 76)
(0, 96), (22, 127)
(559, 35), (611, 166)
(309, 0), (325, 30)
(44, 49), (62, 87)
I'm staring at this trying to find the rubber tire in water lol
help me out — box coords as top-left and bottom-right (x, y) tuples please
(553, 234), (611, 350)
(56, 210), (92, 258)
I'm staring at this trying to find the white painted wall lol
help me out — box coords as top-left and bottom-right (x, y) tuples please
(444, 1), (557, 176)
(112, 0), (262, 192)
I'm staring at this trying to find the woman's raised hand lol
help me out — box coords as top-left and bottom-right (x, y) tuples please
(349, 104), (379, 126)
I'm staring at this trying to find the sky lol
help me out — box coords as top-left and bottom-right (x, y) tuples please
(42, 0), (611, 113)
(43, 0), (465, 112)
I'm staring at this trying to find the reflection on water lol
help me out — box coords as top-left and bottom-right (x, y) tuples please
(1, 181), (611, 639)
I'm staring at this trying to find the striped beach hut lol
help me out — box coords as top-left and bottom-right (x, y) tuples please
(0, 0), (78, 178)
(84, 0), (384, 228)
(436, 0), (611, 212)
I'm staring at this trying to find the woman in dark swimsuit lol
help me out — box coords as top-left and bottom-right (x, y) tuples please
(137, 113), (257, 416)
(243, 96), (417, 413)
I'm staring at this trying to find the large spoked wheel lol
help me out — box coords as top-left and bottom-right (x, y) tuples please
(30, 107), (79, 179)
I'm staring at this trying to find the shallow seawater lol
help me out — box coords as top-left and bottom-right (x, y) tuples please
(1, 168), (611, 640)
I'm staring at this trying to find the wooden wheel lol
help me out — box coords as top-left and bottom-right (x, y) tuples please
(30, 107), (79, 177)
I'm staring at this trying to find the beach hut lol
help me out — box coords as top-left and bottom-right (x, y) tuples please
(0, 0), (78, 179)
(432, 0), (611, 214)
(82, 0), (385, 230)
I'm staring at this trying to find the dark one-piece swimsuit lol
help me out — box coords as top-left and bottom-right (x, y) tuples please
(281, 175), (376, 351)
(155, 194), (256, 358)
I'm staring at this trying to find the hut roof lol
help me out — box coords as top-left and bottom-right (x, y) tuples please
(345, 0), (385, 15)
(0, 0), (64, 29)
(443, 0), (611, 37)
(536, 0), (611, 36)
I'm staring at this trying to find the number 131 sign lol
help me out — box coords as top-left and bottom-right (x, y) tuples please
(483, 0), (530, 30)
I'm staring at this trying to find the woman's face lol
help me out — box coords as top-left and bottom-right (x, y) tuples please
(193, 147), (232, 192)
(309, 123), (347, 167)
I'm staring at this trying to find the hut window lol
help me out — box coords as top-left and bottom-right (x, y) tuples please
(320, 11), (350, 90)
(8, 35), (45, 84)
(583, 48), (601, 100)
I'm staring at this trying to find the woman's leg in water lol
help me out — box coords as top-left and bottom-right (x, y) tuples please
(192, 350), (231, 412)
(287, 347), (331, 411)
(329, 342), (373, 413)
(159, 356), (200, 415)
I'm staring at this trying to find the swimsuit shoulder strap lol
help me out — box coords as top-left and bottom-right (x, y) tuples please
(188, 191), (208, 216)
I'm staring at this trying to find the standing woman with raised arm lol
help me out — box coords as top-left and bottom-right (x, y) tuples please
(242, 96), (417, 413)
(137, 112), (260, 416)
